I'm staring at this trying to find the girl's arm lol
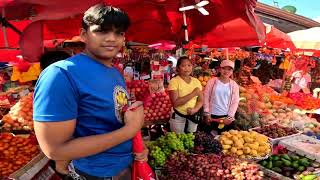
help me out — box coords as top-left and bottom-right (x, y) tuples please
(169, 88), (199, 108)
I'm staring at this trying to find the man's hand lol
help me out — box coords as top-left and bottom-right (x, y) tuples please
(134, 147), (149, 162)
(187, 108), (197, 115)
(224, 116), (234, 125)
(124, 101), (144, 135)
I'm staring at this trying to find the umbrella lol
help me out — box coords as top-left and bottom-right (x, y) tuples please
(264, 23), (296, 50)
(288, 27), (320, 50)
(132, 131), (155, 180)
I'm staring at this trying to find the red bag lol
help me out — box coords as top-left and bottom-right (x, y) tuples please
(132, 131), (155, 180)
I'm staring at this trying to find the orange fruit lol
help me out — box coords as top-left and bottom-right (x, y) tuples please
(198, 76), (204, 81)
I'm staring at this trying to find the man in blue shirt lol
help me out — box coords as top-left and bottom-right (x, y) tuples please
(33, 4), (145, 180)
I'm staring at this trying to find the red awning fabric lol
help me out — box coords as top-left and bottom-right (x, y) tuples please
(0, 20), (29, 49)
(1, 0), (265, 61)
(264, 24), (296, 50)
(0, 49), (21, 62)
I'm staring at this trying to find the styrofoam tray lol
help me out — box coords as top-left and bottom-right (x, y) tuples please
(279, 134), (320, 162)
(259, 165), (294, 180)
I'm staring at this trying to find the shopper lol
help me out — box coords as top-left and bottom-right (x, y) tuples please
(168, 56), (203, 133)
(203, 60), (240, 135)
(33, 4), (146, 180)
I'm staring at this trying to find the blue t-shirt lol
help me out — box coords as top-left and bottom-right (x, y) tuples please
(33, 54), (133, 177)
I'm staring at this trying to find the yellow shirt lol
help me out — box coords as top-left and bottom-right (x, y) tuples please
(168, 76), (202, 115)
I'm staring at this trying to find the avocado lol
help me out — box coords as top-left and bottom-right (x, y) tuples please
(282, 154), (291, 161)
(266, 161), (273, 169)
(292, 161), (299, 169)
(261, 160), (268, 166)
(291, 155), (300, 161)
(282, 158), (292, 166)
(274, 161), (283, 167)
(271, 155), (280, 161)
(298, 166), (305, 171)
(272, 167), (282, 173)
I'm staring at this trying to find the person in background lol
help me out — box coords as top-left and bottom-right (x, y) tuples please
(39, 51), (72, 177)
(168, 56), (203, 133)
(39, 51), (71, 70)
(203, 60), (240, 135)
(290, 65), (312, 94)
(33, 4), (147, 180)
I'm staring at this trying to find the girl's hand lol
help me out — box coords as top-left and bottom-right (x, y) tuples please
(187, 108), (197, 115)
(224, 116), (234, 125)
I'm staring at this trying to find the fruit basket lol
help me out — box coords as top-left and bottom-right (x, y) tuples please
(250, 124), (302, 145)
(216, 130), (273, 162)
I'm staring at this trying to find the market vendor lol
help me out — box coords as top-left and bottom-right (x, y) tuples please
(33, 4), (147, 180)
(168, 56), (204, 133)
(202, 60), (240, 135)
(291, 66), (312, 94)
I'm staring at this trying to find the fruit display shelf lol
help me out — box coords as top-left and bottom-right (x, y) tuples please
(9, 152), (51, 180)
(279, 135), (320, 162)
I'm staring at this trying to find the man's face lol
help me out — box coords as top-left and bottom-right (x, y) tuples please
(81, 25), (125, 60)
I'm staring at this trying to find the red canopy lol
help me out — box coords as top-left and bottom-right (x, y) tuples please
(1, 0), (265, 61)
(264, 24), (295, 50)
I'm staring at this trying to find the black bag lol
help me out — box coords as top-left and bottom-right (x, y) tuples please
(173, 108), (203, 124)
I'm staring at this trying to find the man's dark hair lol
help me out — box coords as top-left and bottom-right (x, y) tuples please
(40, 51), (71, 70)
(82, 4), (130, 33)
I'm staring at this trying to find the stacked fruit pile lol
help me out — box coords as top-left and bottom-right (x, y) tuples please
(197, 75), (210, 87)
(0, 133), (39, 178)
(143, 92), (172, 122)
(289, 92), (320, 110)
(126, 80), (149, 101)
(253, 124), (299, 139)
(147, 132), (195, 167)
(2, 93), (33, 131)
(219, 130), (271, 159)
(163, 152), (263, 180)
(260, 154), (319, 179)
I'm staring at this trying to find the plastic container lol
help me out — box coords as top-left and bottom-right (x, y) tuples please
(169, 118), (185, 133)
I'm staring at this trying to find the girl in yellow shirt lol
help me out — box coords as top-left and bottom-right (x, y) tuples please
(168, 56), (203, 133)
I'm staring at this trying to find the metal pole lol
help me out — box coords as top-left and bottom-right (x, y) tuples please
(1, 8), (9, 48)
(182, 11), (189, 42)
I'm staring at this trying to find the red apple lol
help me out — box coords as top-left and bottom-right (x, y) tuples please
(160, 116), (165, 119)
(161, 104), (167, 108)
(156, 105), (160, 109)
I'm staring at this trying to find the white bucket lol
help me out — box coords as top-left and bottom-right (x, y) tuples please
(169, 118), (185, 134)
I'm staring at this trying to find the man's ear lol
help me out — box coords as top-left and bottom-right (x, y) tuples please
(80, 28), (87, 43)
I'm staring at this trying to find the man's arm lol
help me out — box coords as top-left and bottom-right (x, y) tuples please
(34, 102), (144, 161)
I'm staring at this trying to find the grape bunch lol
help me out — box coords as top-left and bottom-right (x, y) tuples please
(149, 146), (166, 167)
(194, 131), (223, 154)
(177, 133), (195, 150)
(147, 132), (195, 168)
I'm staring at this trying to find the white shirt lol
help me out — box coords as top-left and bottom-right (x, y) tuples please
(211, 79), (231, 116)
